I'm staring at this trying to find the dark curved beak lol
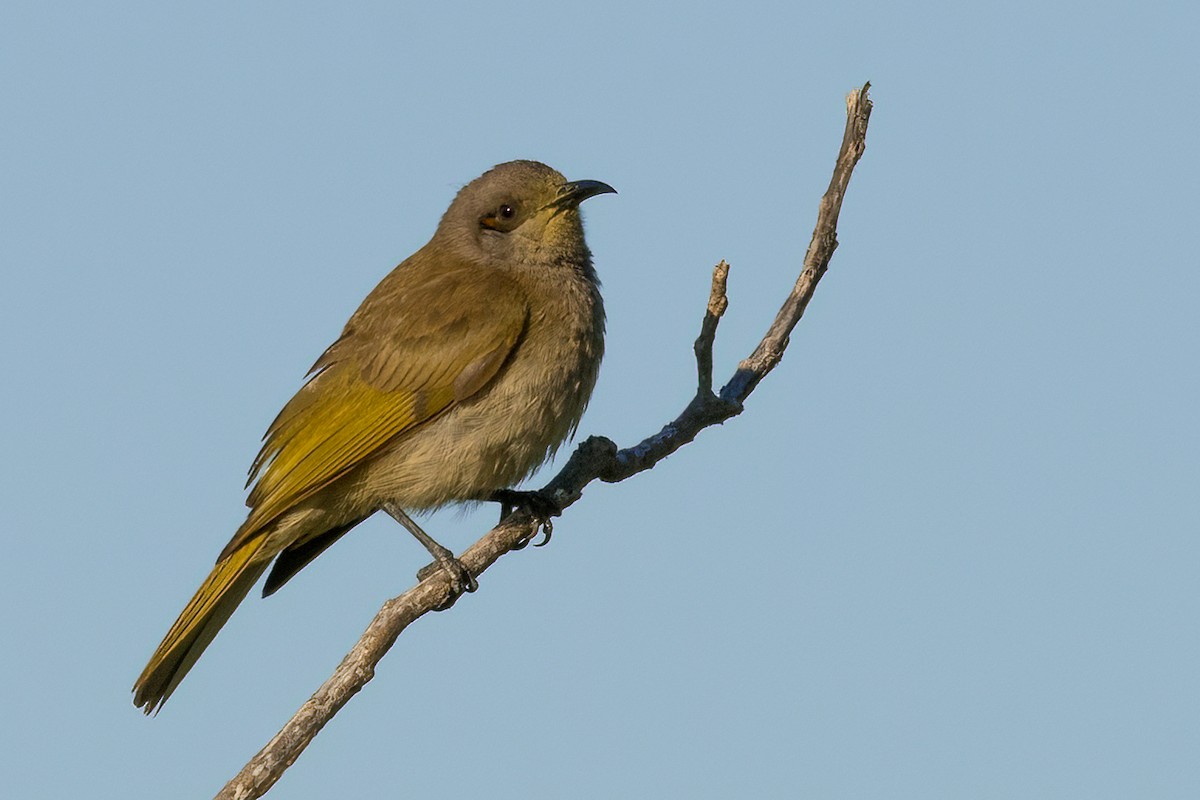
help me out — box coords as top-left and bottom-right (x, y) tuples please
(553, 179), (617, 210)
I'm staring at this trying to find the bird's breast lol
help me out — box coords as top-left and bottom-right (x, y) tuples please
(349, 267), (604, 510)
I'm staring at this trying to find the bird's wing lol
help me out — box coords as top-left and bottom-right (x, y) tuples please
(224, 265), (528, 555)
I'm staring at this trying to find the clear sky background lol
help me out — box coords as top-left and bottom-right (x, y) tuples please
(2, 2), (1197, 798)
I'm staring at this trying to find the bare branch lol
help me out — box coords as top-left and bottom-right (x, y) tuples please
(694, 259), (730, 394)
(215, 83), (873, 800)
(721, 82), (873, 405)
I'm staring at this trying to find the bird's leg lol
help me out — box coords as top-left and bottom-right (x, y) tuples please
(489, 489), (561, 549)
(382, 503), (477, 609)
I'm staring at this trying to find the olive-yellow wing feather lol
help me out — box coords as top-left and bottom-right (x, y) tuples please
(233, 263), (528, 550)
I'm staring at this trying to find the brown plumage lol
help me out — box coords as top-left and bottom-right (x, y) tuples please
(133, 160), (613, 713)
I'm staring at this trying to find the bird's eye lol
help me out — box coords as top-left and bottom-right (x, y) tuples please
(481, 203), (518, 231)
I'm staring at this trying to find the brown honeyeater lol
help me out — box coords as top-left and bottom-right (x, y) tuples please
(133, 160), (614, 713)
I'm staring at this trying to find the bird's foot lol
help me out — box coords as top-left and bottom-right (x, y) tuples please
(415, 545), (478, 611)
(382, 502), (477, 611)
(490, 489), (561, 550)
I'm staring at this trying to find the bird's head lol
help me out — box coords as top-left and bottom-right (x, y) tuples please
(435, 160), (616, 269)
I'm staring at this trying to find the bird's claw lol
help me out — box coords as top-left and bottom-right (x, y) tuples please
(492, 490), (560, 551)
(532, 518), (553, 547)
(511, 517), (554, 550)
(416, 554), (477, 611)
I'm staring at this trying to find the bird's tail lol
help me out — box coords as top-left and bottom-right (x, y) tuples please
(133, 538), (269, 714)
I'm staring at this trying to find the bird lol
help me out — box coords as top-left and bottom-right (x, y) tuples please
(133, 160), (615, 714)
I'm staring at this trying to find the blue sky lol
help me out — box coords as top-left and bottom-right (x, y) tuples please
(2, 2), (1197, 798)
